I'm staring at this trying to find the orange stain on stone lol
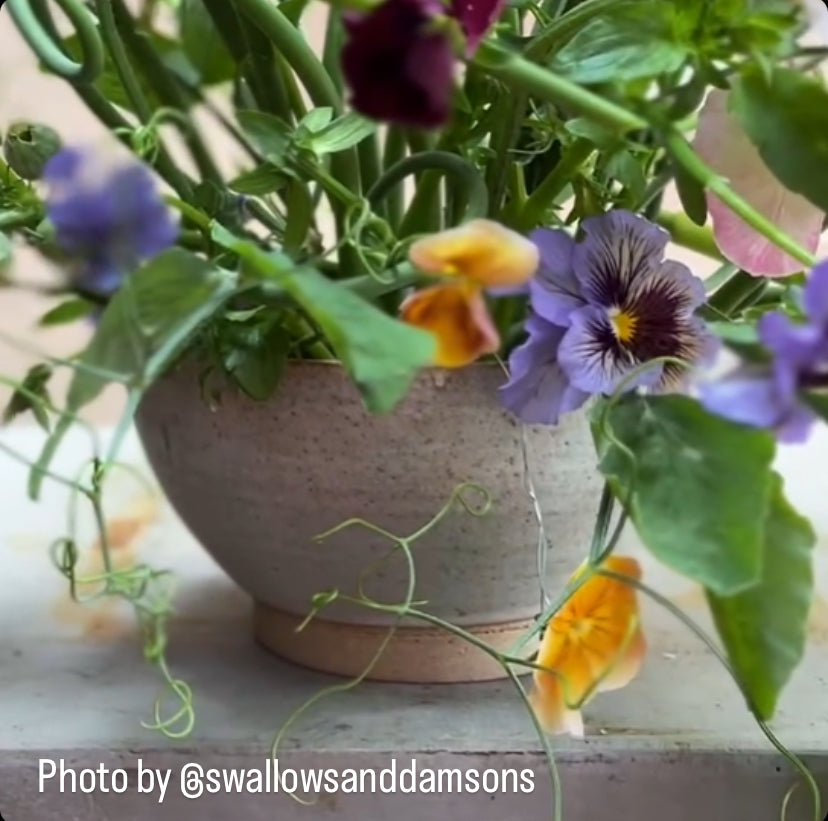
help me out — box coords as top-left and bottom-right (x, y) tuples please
(51, 493), (161, 640)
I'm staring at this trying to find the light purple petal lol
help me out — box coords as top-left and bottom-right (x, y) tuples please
(487, 283), (530, 297)
(527, 227), (583, 326)
(698, 375), (787, 429)
(759, 311), (824, 367)
(572, 210), (671, 307)
(776, 405), (818, 443)
(498, 313), (589, 424)
(557, 304), (663, 395)
(693, 89), (823, 278)
(803, 260), (828, 325)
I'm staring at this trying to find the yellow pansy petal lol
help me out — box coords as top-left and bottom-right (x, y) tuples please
(529, 682), (585, 738)
(408, 219), (540, 287)
(399, 283), (500, 368)
(595, 626), (646, 694)
(531, 554), (646, 734)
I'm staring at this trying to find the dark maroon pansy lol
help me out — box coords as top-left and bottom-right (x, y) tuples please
(340, 0), (508, 128)
(451, 0), (508, 54)
(341, 0), (456, 129)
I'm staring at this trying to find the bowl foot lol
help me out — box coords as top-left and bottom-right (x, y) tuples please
(252, 601), (538, 683)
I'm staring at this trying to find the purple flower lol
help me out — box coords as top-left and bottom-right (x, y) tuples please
(500, 210), (713, 425)
(699, 261), (828, 442)
(43, 147), (178, 297)
(340, 0), (507, 128)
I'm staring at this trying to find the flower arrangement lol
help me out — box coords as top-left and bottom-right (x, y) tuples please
(2, 0), (828, 814)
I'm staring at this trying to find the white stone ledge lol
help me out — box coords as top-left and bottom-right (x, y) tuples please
(3, 425), (828, 819)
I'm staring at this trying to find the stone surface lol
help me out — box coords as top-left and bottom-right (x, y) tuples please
(2, 424), (828, 819)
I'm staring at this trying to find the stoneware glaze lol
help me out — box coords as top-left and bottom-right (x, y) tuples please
(135, 361), (603, 682)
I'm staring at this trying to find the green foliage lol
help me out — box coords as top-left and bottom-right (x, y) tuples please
(2, 363), (53, 431)
(55, 30), (200, 113)
(549, 3), (690, 84)
(28, 249), (237, 499)
(707, 473), (815, 719)
(729, 66), (828, 214)
(38, 298), (97, 326)
(211, 224), (436, 414)
(179, 0), (235, 85)
(593, 394), (776, 595)
(214, 309), (290, 400)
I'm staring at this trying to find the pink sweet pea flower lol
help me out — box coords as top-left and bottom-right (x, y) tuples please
(692, 90), (824, 278)
(692, 1), (828, 277)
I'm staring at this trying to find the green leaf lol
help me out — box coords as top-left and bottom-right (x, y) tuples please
(707, 472), (815, 719)
(604, 149), (647, 203)
(228, 163), (290, 196)
(180, 0), (236, 84)
(2, 363), (53, 431)
(299, 107), (335, 132)
(705, 320), (760, 345)
(39, 298), (96, 326)
(211, 224), (436, 413)
(307, 112), (378, 155)
(593, 394), (775, 595)
(236, 110), (292, 163)
(729, 66), (828, 214)
(550, 4), (689, 84)
(218, 316), (290, 401)
(674, 161), (708, 226)
(563, 118), (624, 149)
(800, 389), (828, 423)
(28, 249), (237, 499)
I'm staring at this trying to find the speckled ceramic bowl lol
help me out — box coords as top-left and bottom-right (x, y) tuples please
(135, 361), (603, 682)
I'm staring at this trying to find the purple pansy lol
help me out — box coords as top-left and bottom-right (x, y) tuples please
(341, 0), (507, 128)
(699, 260), (828, 443)
(500, 210), (714, 425)
(43, 147), (178, 297)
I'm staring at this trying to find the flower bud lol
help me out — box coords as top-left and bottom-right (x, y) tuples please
(2, 122), (62, 180)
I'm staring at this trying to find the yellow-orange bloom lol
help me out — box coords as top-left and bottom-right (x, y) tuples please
(401, 219), (539, 368)
(530, 555), (646, 737)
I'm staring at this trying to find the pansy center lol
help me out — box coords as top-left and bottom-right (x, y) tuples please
(568, 617), (594, 641)
(608, 306), (638, 344)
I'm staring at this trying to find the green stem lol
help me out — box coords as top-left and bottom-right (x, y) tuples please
(7, 0), (104, 82)
(664, 130), (816, 270)
(231, 0), (362, 273)
(475, 41), (816, 270)
(110, 0), (224, 186)
(232, 0), (342, 114)
(382, 128), (407, 230)
(655, 211), (724, 262)
(237, 13), (294, 121)
(357, 133), (382, 200)
(485, 92), (526, 217)
(515, 137), (594, 230)
(71, 84), (193, 198)
(95, 0), (153, 123)
(474, 40), (648, 133)
(368, 151), (489, 228)
(322, 9), (346, 95)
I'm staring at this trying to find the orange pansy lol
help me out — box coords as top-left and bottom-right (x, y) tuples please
(401, 219), (539, 368)
(530, 555), (646, 737)
(408, 219), (540, 287)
